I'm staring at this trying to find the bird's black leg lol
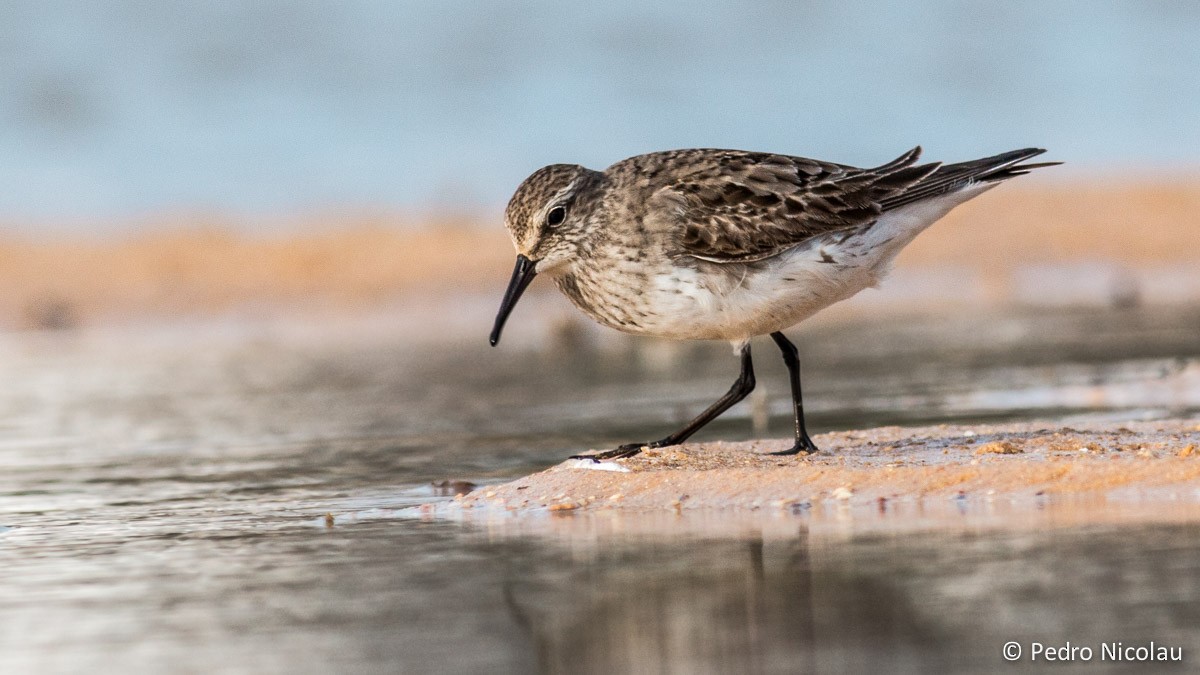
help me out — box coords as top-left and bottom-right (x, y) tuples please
(573, 344), (756, 460)
(769, 331), (820, 455)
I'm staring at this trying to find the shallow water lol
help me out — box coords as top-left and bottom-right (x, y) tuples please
(2, 305), (1199, 673)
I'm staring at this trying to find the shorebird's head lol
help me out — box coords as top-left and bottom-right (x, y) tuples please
(490, 163), (602, 346)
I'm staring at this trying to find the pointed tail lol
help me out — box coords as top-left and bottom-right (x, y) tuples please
(881, 148), (1060, 211)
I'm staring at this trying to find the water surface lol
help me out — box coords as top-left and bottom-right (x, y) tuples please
(2, 305), (1199, 673)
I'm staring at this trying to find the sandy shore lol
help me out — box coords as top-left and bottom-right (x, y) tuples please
(444, 419), (1200, 524)
(1, 181), (1198, 329)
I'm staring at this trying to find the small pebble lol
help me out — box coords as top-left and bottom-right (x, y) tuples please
(974, 441), (1022, 455)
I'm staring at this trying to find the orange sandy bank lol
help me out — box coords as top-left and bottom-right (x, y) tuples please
(0, 220), (512, 329)
(446, 419), (1200, 517)
(1, 181), (1198, 329)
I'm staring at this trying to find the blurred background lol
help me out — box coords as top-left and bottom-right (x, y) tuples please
(1, 0), (1198, 332)
(3, 0), (1199, 221)
(3, 2), (1200, 673)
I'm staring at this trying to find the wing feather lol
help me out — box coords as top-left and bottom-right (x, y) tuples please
(649, 147), (1054, 264)
(656, 147), (937, 263)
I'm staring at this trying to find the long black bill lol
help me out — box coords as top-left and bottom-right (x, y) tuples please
(489, 254), (538, 346)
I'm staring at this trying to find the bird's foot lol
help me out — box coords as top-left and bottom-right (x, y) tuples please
(768, 435), (820, 456)
(570, 439), (670, 462)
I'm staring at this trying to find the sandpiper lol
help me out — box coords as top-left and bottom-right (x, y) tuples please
(490, 146), (1058, 459)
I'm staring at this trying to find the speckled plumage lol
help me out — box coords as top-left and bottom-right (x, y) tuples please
(492, 146), (1058, 459)
(502, 146), (1055, 343)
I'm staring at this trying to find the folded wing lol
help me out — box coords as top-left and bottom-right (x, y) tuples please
(659, 147), (1054, 264)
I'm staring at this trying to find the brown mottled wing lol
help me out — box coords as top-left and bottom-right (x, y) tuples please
(653, 147), (938, 263)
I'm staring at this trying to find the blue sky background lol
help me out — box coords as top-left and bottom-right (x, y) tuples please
(2, 0), (1197, 225)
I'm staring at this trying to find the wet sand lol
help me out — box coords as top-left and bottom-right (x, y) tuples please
(446, 419), (1200, 524)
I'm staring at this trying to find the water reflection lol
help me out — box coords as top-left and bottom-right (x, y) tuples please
(1, 305), (1199, 672)
(495, 524), (1200, 674)
(503, 536), (825, 674)
(6, 495), (1200, 674)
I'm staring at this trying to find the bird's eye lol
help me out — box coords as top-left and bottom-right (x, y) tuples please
(546, 206), (566, 227)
